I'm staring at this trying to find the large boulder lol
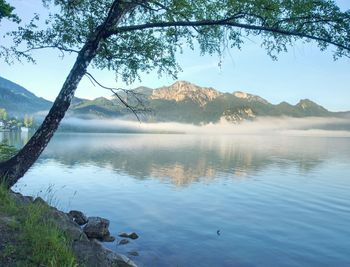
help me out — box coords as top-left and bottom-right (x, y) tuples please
(83, 217), (111, 240)
(33, 197), (48, 206)
(69, 210), (88, 225)
(48, 208), (89, 242)
(73, 239), (137, 267)
(9, 191), (33, 205)
(6, 191), (136, 266)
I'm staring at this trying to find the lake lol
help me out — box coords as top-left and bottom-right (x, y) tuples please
(2, 132), (350, 267)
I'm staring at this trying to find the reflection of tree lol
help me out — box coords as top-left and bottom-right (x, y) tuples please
(2, 133), (348, 186)
(0, 131), (31, 149)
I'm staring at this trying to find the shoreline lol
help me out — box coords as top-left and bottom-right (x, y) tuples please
(0, 188), (137, 267)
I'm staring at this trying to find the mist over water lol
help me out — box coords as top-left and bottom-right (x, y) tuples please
(60, 116), (350, 137)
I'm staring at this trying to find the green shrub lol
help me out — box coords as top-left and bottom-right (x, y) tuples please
(0, 141), (17, 162)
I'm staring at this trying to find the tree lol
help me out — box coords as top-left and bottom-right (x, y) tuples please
(0, 0), (13, 20)
(0, 0), (349, 188)
(23, 114), (34, 128)
(0, 108), (8, 121)
(0, 0), (19, 22)
(0, 0), (19, 62)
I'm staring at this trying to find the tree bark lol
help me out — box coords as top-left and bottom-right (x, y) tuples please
(0, 1), (131, 188)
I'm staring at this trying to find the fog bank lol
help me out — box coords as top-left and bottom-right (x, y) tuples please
(58, 116), (350, 137)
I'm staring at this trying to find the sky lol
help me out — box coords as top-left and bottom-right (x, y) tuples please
(0, 0), (349, 111)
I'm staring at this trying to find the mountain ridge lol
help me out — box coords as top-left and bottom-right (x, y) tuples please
(0, 76), (52, 116)
(150, 81), (221, 106)
(72, 80), (344, 123)
(1, 76), (348, 124)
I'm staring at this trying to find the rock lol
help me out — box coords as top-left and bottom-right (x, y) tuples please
(103, 235), (116, 242)
(119, 239), (130, 245)
(83, 217), (110, 240)
(119, 233), (128, 238)
(119, 232), (139, 240)
(105, 249), (138, 267)
(128, 233), (139, 240)
(128, 251), (139, 257)
(48, 208), (88, 242)
(69, 210), (88, 225)
(9, 191), (33, 205)
(33, 197), (48, 206)
(73, 239), (137, 267)
(4, 191), (136, 266)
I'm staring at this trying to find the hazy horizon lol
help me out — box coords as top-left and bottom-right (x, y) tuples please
(56, 116), (350, 138)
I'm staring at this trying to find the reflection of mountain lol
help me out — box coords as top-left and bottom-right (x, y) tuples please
(150, 162), (217, 186)
(9, 134), (343, 186)
(3, 133), (349, 186)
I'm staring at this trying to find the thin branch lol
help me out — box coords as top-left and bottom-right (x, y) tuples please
(134, 0), (164, 12)
(150, 1), (202, 34)
(84, 72), (151, 122)
(19, 45), (80, 54)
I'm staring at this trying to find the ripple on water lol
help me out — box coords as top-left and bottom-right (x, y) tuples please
(8, 134), (350, 267)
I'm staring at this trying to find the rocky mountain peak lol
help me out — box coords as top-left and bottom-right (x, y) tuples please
(297, 99), (327, 111)
(233, 91), (249, 99)
(171, 80), (194, 90)
(298, 99), (311, 109)
(233, 91), (269, 105)
(297, 99), (314, 107)
(151, 80), (222, 106)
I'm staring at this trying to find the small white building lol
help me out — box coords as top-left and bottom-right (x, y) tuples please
(0, 121), (4, 127)
(21, 127), (29, 132)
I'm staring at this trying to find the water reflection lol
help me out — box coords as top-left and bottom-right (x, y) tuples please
(2, 132), (349, 186)
(0, 130), (30, 148)
(3, 132), (350, 267)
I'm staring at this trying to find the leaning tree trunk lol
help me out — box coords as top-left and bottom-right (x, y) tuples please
(0, 48), (95, 187)
(0, 1), (130, 188)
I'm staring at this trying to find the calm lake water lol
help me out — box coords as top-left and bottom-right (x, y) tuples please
(2, 132), (350, 267)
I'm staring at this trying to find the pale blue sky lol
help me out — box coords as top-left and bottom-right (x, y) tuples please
(1, 0), (349, 111)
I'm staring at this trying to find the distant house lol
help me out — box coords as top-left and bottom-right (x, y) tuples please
(0, 121), (4, 127)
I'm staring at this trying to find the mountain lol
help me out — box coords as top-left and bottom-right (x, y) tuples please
(0, 77), (345, 124)
(151, 81), (221, 106)
(0, 76), (52, 117)
(233, 91), (269, 105)
(70, 80), (340, 124)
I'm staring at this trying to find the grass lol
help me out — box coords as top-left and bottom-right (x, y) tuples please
(0, 184), (79, 267)
(0, 141), (17, 162)
(0, 143), (78, 267)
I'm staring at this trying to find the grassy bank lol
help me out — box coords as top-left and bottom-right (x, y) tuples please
(0, 184), (78, 266)
(0, 185), (77, 267)
(0, 142), (78, 266)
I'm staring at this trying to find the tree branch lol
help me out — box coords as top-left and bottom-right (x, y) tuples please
(106, 19), (350, 52)
(84, 72), (151, 122)
(19, 45), (80, 54)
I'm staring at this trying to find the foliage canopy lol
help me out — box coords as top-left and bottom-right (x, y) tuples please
(5, 0), (350, 84)
(0, 0), (11, 19)
(0, 0), (16, 21)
